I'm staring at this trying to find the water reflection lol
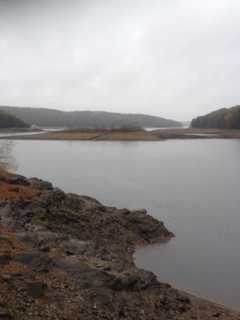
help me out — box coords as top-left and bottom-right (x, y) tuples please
(0, 140), (17, 171)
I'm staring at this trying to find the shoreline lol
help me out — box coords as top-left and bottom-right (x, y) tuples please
(1, 127), (240, 141)
(0, 172), (239, 319)
(134, 243), (240, 316)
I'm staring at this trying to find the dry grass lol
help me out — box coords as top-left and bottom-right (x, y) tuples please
(2, 127), (240, 141)
(0, 128), (160, 141)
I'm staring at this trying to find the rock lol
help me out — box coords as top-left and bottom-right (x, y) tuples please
(1, 274), (12, 282)
(0, 173), (194, 320)
(38, 188), (66, 208)
(14, 252), (52, 272)
(60, 239), (90, 255)
(107, 269), (157, 291)
(29, 178), (53, 190)
(213, 312), (222, 317)
(5, 174), (29, 186)
(0, 236), (12, 245)
(0, 255), (11, 266)
(0, 307), (12, 320)
(54, 259), (113, 289)
(26, 281), (47, 299)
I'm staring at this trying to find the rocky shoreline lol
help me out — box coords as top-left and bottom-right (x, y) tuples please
(0, 172), (239, 319)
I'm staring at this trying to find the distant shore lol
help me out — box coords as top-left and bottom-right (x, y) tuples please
(1, 127), (240, 141)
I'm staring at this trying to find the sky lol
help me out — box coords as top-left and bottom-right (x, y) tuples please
(0, 0), (240, 121)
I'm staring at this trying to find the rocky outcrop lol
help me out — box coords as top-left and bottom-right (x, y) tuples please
(0, 173), (192, 319)
(0, 173), (238, 319)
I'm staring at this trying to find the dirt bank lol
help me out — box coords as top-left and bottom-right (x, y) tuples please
(2, 127), (240, 141)
(0, 128), (159, 141)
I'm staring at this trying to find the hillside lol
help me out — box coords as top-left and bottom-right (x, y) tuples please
(0, 110), (29, 129)
(0, 106), (181, 128)
(191, 105), (240, 129)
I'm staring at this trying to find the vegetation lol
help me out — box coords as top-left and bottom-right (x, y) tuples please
(0, 110), (29, 129)
(0, 106), (182, 128)
(191, 105), (240, 129)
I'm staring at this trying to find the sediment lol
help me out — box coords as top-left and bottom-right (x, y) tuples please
(2, 128), (240, 141)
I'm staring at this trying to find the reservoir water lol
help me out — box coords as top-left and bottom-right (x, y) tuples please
(4, 139), (240, 310)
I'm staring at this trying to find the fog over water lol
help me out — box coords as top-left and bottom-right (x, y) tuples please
(1, 0), (240, 120)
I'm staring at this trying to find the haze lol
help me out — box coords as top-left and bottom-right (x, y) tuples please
(0, 0), (240, 121)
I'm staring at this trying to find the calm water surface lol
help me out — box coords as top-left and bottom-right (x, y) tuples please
(6, 139), (240, 310)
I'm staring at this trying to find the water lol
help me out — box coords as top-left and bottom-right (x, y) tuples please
(144, 126), (183, 131)
(4, 139), (240, 310)
(0, 131), (41, 138)
(0, 128), (64, 138)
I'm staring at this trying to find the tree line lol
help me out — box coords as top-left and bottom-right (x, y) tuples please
(191, 106), (240, 129)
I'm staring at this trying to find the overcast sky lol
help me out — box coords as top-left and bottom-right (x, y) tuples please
(0, 0), (240, 121)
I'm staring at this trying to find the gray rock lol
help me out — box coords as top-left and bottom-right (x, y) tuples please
(107, 269), (157, 291)
(55, 259), (113, 289)
(60, 239), (90, 255)
(29, 177), (53, 190)
(6, 174), (29, 186)
(14, 252), (52, 272)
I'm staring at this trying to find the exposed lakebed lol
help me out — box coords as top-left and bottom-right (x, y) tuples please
(4, 138), (240, 310)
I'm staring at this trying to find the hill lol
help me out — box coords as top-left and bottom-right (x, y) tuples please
(0, 110), (29, 129)
(0, 106), (181, 129)
(191, 105), (240, 129)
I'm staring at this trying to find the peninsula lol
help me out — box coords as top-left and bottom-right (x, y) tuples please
(0, 171), (239, 319)
(2, 127), (240, 141)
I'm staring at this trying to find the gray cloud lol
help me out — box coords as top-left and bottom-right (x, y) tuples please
(0, 0), (240, 120)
